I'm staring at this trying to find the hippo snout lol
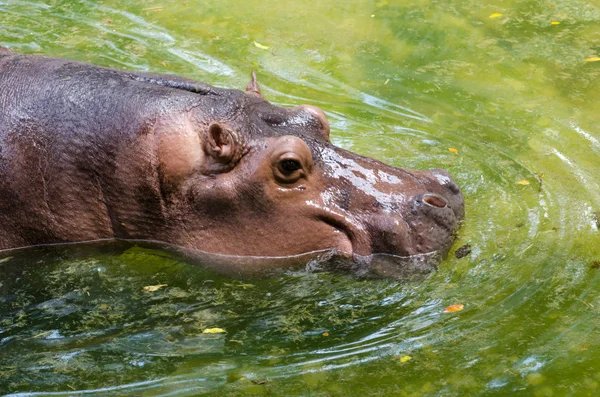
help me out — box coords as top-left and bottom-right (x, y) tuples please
(320, 147), (464, 263)
(399, 170), (464, 255)
(366, 190), (461, 258)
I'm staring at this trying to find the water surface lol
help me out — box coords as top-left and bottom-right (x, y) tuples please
(1, 0), (600, 395)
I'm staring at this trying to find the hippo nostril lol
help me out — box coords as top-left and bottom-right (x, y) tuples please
(422, 194), (448, 209)
(430, 168), (460, 195)
(446, 179), (460, 195)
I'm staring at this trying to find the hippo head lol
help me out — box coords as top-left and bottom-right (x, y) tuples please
(157, 75), (464, 277)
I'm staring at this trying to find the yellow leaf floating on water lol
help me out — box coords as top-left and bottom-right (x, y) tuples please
(444, 304), (464, 313)
(322, 332), (330, 337)
(143, 284), (168, 292)
(584, 57), (600, 63)
(203, 328), (226, 334)
(551, 21), (560, 25)
(489, 13), (503, 19)
(449, 148), (459, 154)
(517, 180), (530, 185)
(253, 41), (269, 50)
(399, 355), (412, 363)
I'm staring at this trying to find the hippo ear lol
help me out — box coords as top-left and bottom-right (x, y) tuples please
(245, 71), (263, 97)
(202, 122), (243, 174)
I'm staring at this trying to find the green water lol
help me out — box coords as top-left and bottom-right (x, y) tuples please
(1, 0), (600, 395)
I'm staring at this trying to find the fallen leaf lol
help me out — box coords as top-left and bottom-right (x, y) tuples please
(517, 180), (530, 185)
(550, 21), (560, 25)
(399, 355), (412, 363)
(203, 328), (226, 334)
(253, 41), (269, 50)
(449, 147), (459, 154)
(322, 332), (329, 337)
(30, 331), (53, 339)
(224, 282), (254, 289)
(444, 304), (464, 313)
(102, 18), (113, 24)
(584, 57), (600, 63)
(0, 256), (13, 264)
(489, 13), (503, 19)
(143, 284), (168, 292)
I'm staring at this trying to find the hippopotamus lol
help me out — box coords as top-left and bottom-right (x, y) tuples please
(0, 47), (464, 277)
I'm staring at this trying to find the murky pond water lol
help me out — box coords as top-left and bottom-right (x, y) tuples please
(2, 0), (600, 395)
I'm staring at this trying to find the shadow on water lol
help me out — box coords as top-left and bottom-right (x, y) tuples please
(1, 0), (600, 395)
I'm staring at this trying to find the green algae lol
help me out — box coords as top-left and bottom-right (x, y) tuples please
(1, 0), (600, 395)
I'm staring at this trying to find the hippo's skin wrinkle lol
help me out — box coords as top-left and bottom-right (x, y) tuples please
(0, 48), (464, 277)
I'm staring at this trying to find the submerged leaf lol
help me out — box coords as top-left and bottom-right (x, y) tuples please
(203, 328), (226, 334)
(444, 304), (464, 313)
(143, 284), (168, 292)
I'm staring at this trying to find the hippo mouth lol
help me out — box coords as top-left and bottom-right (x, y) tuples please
(314, 215), (354, 254)
(315, 197), (461, 257)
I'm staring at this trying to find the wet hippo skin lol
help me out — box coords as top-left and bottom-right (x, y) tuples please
(0, 48), (464, 277)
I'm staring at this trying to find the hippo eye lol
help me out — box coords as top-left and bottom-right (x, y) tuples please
(279, 159), (302, 174)
(273, 155), (306, 184)
(270, 136), (312, 186)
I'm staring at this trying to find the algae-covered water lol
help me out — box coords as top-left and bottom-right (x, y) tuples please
(1, 0), (600, 395)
